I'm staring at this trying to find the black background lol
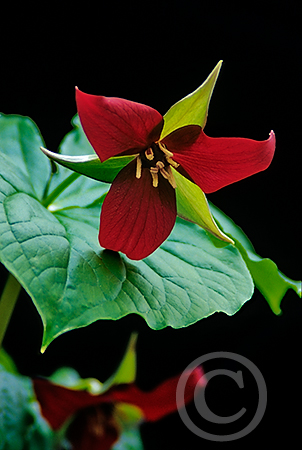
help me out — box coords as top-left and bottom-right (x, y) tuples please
(1, 1), (301, 448)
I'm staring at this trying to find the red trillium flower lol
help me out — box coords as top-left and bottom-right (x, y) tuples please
(33, 367), (205, 450)
(76, 87), (275, 260)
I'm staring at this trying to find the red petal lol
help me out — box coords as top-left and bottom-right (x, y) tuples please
(33, 378), (105, 430)
(99, 160), (177, 260)
(33, 367), (205, 432)
(109, 366), (206, 422)
(76, 88), (163, 162)
(163, 127), (276, 193)
(34, 379), (119, 449)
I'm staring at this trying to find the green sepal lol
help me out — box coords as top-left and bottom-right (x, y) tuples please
(39, 60), (222, 185)
(48, 333), (137, 394)
(49, 367), (104, 395)
(40, 60), (222, 185)
(41, 147), (135, 184)
(101, 332), (137, 391)
(173, 168), (233, 244)
(161, 60), (222, 139)
(40, 113), (134, 184)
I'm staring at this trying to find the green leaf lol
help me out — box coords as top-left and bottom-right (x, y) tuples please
(0, 113), (51, 200)
(209, 202), (301, 314)
(246, 257), (301, 314)
(0, 114), (254, 350)
(40, 215), (254, 349)
(0, 365), (54, 450)
(161, 60), (222, 139)
(0, 348), (19, 375)
(173, 168), (233, 244)
(43, 169), (108, 212)
(113, 427), (144, 450)
(59, 114), (95, 156)
(0, 165), (253, 349)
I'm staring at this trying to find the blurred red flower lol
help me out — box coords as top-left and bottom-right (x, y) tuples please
(34, 366), (205, 450)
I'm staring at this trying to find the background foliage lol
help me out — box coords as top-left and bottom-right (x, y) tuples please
(1, 1), (300, 449)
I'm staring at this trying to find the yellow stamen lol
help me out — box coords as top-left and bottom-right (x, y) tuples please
(165, 156), (180, 168)
(159, 167), (169, 179)
(136, 155), (142, 179)
(156, 161), (165, 170)
(160, 166), (177, 189)
(145, 148), (154, 160)
(150, 170), (159, 187)
(158, 141), (174, 158)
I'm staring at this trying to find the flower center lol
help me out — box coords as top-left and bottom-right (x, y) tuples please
(136, 142), (179, 188)
(66, 404), (118, 447)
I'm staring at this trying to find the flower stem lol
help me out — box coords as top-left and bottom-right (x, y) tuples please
(42, 171), (81, 209)
(0, 273), (22, 348)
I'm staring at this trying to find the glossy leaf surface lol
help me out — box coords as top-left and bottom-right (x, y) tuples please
(0, 115), (253, 350)
(1, 113), (299, 351)
(0, 362), (54, 450)
(0, 113), (50, 199)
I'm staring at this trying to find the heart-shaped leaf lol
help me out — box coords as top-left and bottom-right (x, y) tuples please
(2, 113), (296, 353)
(46, 212), (254, 349)
(0, 113), (50, 199)
(1, 161), (254, 350)
(0, 115), (254, 350)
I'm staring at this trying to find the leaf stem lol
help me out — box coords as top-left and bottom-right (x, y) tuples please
(0, 273), (22, 348)
(41, 171), (81, 208)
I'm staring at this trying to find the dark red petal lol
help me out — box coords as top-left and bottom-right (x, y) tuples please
(34, 379), (120, 449)
(99, 160), (177, 260)
(33, 367), (205, 432)
(67, 406), (119, 450)
(163, 128), (276, 193)
(33, 378), (107, 430)
(108, 366), (206, 422)
(76, 88), (163, 162)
